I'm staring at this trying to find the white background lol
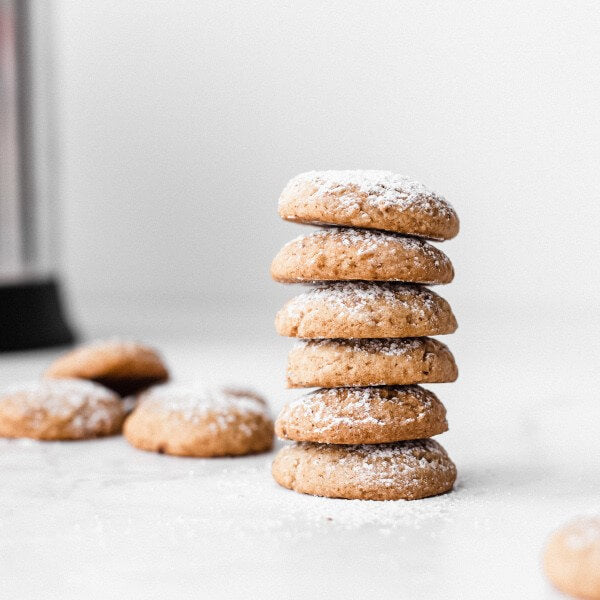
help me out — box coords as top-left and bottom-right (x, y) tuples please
(3, 2), (600, 598)
(51, 0), (600, 329)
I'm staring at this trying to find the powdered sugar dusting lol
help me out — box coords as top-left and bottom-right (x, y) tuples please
(1, 379), (117, 413)
(280, 170), (455, 217)
(295, 337), (425, 357)
(280, 386), (434, 433)
(297, 439), (455, 488)
(289, 227), (443, 257)
(138, 384), (270, 426)
(563, 517), (600, 550)
(281, 282), (437, 322)
(0, 379), (122, 433)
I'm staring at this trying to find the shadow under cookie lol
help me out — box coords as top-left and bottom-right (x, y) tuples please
(45, 340), (169, 396)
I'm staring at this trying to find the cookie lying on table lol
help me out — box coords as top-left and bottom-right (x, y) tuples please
(124, 384), (273, 457)
(0, 379), (125, 440)
(45, 339), (169, 396)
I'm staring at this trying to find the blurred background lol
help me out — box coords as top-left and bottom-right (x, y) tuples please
(4, 0), (600, 344)
(2, 0), (600, 384)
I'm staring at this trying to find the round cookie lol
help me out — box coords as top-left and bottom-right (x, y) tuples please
(272, 439), (457, 500)
(124, 384), (273, 457)
(270, 228), (454, 284)
(275, 385), (448, 444)
(544, 517), (600, 599)
(0, 379), (125, 440)
(278, 170), (459, 240)
(286, 337), (457, 388)
(275, 282), (457, 339)
(45, 340), (169, 396)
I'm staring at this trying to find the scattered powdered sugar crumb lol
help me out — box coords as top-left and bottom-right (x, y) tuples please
(139, 384), (270, 426)
(280, 170), (455, 217)
(296, 337), (424, 356)
(564, 517), (600, 550)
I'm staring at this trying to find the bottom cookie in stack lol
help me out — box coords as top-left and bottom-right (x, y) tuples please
(272, 439), (456, 501)
(272, 386), (456, 500)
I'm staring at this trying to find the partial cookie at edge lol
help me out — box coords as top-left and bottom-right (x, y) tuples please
(544, 517), (600, 600)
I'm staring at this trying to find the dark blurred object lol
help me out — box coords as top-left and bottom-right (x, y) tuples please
(0, 0), (74, 351)
(0, 280), (73, 351)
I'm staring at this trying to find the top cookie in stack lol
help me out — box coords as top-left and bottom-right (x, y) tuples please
(276, 170), (459, 240)
(270, 170), (459, 501)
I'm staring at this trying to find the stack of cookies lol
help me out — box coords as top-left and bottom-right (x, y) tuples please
(270, 170), (459, 501)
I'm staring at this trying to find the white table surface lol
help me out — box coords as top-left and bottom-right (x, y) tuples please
(1, 309), (597, 599)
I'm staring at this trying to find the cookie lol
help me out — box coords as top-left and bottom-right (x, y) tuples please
(272, 439), (456, 500)
(275, 282), (457, 339)
(278, 170), (459, 240)
(0, 379), (125, 440)
(544, 517), (600, 599)
(270, 228), (453, 284)
(275, 385), (448, 444)
(123, 384), (273, 457)
(286, 337), (457, 388)
(45, 340), (169, 396)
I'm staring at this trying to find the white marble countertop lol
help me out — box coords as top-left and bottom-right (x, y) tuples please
(1, 319), (596, 599)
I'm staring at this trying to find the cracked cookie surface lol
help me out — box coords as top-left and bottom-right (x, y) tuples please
(278, 170), (459, 240)
(270, 228), (454, 284)
(276, 282), (457, 339)
(275, 385), (448, 444)
(286, 337), (458, 388)
(272, 439), (457, 500)
(124, 384), (273, 457)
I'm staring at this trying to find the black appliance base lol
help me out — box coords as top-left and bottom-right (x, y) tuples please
(0, 279), (75, 351)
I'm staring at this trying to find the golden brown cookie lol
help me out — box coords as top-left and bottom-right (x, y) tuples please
(275, 282), (457, 339)
(45, 340), (169, 396)
(270, 228), (453, 284)
(544, 517), (600, 599)
(278, 170), (459, 240)
(272, 439), (456, 500)
(0, 379), (125, 440)
(286, 337), (457, 388)
(275, 385), (447, 444)
(124, 384), (273, 457)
